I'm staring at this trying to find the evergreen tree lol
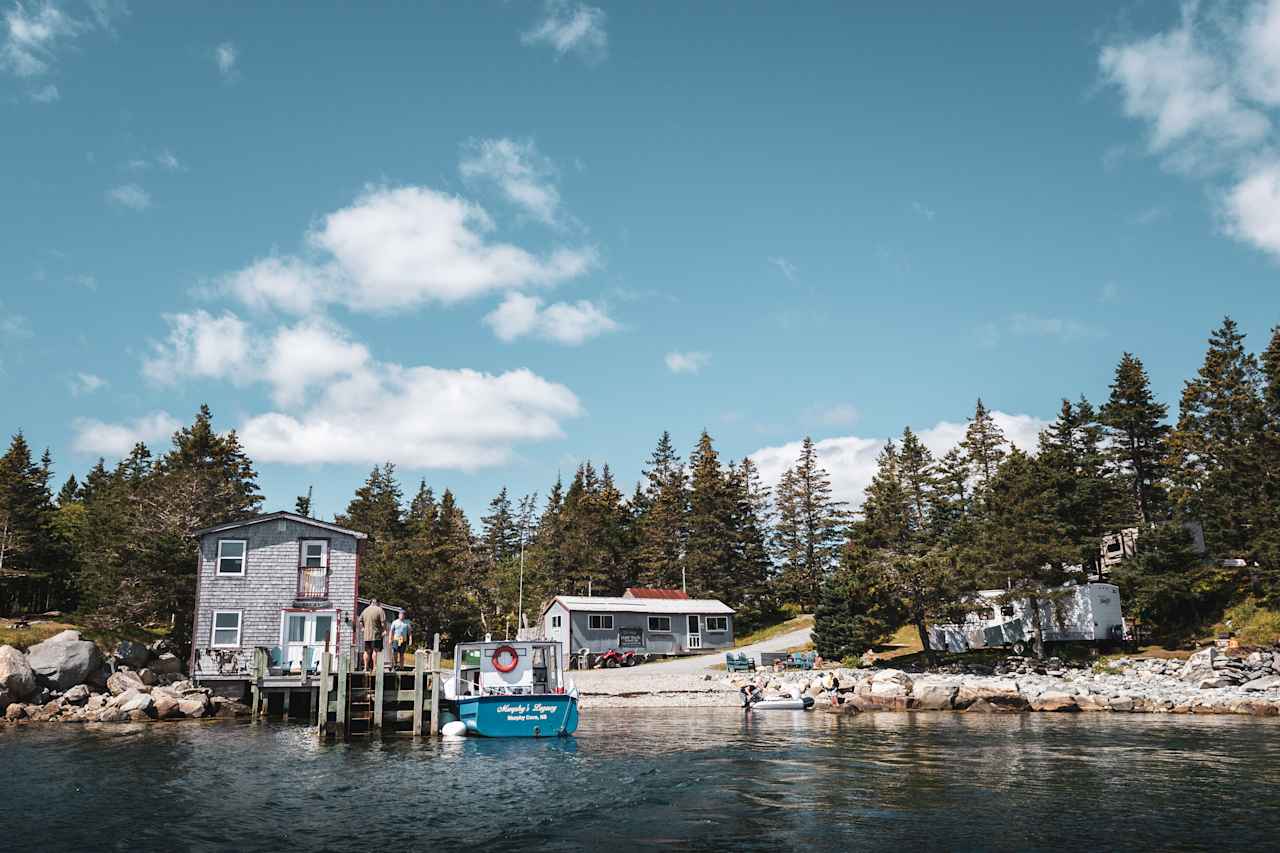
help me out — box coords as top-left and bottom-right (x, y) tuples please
(1100, 353), (1171, 525)
(685, 431), (737, 598)
(1167, 318), (1267, 567)
(960, 398), (1007, 497)
(294, 490), (312, 517)
(929, 446), (972, 546)
(634, 432), (688, 590)
(1038, 398), (1123, 572)
(1110, 522), (1220, 645)
(724, 457), (778, 630)
(858, 439), (910, 551)
(811, 544), (899, 661)
(772, 436), (846, 609)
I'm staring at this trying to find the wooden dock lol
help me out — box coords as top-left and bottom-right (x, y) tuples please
(248, 634), (444, 741)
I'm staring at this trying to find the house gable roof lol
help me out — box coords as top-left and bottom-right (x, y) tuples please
(193, 511), (368, 540)
(624, 587), (689, 600)
(543, 595), (733, 616)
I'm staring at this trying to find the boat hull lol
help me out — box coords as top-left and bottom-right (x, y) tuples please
(749, 696), (815, 711)
(456, 695), (580, 737)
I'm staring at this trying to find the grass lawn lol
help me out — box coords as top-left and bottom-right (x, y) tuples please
(0, 615), (166, 652)
(734, 614), (814, 648)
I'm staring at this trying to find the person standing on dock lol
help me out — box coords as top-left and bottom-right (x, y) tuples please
(361, 599), (388, 673)
(390, 611), (413, 671)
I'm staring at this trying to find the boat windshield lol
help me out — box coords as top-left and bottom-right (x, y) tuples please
(454, 642), (563, 696)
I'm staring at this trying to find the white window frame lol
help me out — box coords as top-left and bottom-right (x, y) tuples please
(647, 615), (672, 633)
(705, 616), (729, 632)
(550, 615), (562, 629)
(299, 539), (329, 570)
(210, 610), (242, 648)
(588, 613), (614, 631)
(215, 539), (247, 577)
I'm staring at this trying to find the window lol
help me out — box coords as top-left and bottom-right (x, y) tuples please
(211, 611), (242, 647)
(216, 540), (246, 576)
(588, 614), (613, 631)
(300, 539), (328, 569)
(1000, 605), (1015, 618)
(550, 615), (562, 629)
(286, 614), (306, 643)
(705, 616), (728, 632)
(647, 616), (672, 632)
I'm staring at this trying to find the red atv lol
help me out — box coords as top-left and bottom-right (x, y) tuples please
(593, 649), (639, 668)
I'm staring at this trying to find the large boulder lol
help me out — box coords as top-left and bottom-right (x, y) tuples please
(107, 670), (146, 696)
(5, 702), (27, 721)
(152, 653), (182, 675)
(953, 679), (1024, 711)
(910, 683), (958, 710)
(62, 684), (91, 706)
(1030, 691), (1078, 712)
(1180, 646), (1218, 683)
(867, 669), (913, 698)
(1241, 675), (1280, 692)
(966, 697), (1022, 714)
(177, 698), (207, 718)
(114, 640), (150, 669)
(152, 692), (182, 719)
(26, 634), (104, 692)
(0, 645), (37, 709)
(118, 693), (154, 716)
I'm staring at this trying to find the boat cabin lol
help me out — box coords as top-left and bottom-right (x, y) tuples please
(447, 640), (567, 698)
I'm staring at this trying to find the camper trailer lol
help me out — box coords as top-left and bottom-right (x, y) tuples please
(927, 582), (1125, 654)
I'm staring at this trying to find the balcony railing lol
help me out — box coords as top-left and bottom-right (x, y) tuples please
(296, 566), (329, 600)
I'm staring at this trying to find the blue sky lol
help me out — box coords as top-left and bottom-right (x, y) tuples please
(2, 1), (1279, 521)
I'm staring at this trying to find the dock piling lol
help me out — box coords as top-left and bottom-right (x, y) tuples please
(373, 659), (385, 734)
(317, 651), (331, 736)
(429, 632), (441, 738)
(413, 653), (425, 737)
(337, 653), (349, 734)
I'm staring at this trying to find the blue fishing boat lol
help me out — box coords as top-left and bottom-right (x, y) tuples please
(441, 640), (579, 737)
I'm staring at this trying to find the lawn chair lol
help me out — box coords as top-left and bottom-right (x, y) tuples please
(725, 652), (756, 672)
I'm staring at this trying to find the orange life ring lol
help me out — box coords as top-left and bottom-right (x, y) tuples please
(492, 644), (519, 673)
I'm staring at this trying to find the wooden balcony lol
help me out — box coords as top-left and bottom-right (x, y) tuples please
(296, 566), (329, 602)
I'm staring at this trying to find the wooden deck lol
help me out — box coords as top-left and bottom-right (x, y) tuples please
(248, 635), (444, 741)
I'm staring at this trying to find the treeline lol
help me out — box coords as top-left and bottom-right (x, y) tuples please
(815, 317), (1280, 659)
(1, 317), (1277, 658)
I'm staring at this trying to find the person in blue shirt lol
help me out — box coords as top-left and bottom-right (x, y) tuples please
(390, 612), (413, 670)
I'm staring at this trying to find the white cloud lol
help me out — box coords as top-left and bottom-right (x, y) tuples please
(750, 410), (1049, 508)
(69, 371), (106, 395)
(1, 0), (86, 78)
(812, 403), (860, 427)
(460, 137), (561, 225)
(911, 201), (937, 221)
(665, 350), (710, 374)
(1, 306), (32, 339)
(1100, 1), (1280, 259)
(521, 0), (607, 63)
(261, 317), (371, 406)
(142, 310), (252, 385)
(157, 149), (180, 170)
(29, 81), (57, 101)
(106, 183), (150, 210)
(484, 292), (617, 345)
(214, 41), (236, 78)
(240, 364), (582, 469)
(767, 256), (797, 282)
(222, 185), (598, 314)
(71, 411), (180, 457)
(979, 314), (1104, 347)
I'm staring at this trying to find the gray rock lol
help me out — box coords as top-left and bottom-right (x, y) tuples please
(1180, 646), (1218, 683)
(114, 640), (150, 669)
(26, 635), (105, 692)
(138, 668), (157, 686)
(1197, 677), (1234, 689)
(177, 697), (207, 718)
(62, 684), (91, 705)
(4, 702), (26, 721)
(1030, 691), (1078, 712)
(1109, 696), (1135, 712)
(0, 645), (37, 709)
(107, 669), (146, 696)
(118, 693), (154, 715)
(152, 692), (181, 719)
(1241, 675), (1280, 692)
(152, 653), (182, 675)
(911, 683), (957, 710)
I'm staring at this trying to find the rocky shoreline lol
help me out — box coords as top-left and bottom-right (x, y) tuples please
(0, 631), (249, 725)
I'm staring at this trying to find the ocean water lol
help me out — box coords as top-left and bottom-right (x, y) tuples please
(2, 709), (1277, 851)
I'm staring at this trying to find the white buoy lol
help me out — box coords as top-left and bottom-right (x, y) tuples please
(441, 720), (468, 739)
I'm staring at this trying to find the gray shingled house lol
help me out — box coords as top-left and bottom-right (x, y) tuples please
(189, 511), (366, 697)
(541, 588), (734, 657)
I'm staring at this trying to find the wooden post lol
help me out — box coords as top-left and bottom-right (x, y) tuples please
(412, 652), (425, 738)
(251, 647), (266, 719)
(373, 658), (385, 734)
(429, 632), (441, 738)
(337, 652), (349, 735)
(317, 652), (331, 737)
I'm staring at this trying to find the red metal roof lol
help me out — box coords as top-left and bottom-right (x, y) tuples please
(623, 587), (689, 600)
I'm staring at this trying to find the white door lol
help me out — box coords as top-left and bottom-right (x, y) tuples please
(687, 614), (702, 650)
(282, 612), (335, 670)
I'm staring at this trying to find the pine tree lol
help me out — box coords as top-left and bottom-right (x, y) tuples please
(634, 432), (688, 590)
(811, 544), (899, 661)
(1100, 352), (1170, 525)
(685, 431), (736, 598)
(772, 436), (847, 609)
(725, 458), (778, 630)
(929, 446), (971, 546)
(961, 399), (1007, 497)
(1167, 318), (1267, 566)
(1038, 398), (1124, 572)
(858, 439), (910, 551)
(1110, 522), (1218, 644)
(898, 427), (935, 544)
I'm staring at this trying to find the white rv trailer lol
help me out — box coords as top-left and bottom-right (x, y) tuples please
(927, 582), (1125, 654)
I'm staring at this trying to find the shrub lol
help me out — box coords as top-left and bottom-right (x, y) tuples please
(1216, 598), (1280, 646)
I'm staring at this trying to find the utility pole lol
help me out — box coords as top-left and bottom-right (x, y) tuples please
(517, 514), (527, 635)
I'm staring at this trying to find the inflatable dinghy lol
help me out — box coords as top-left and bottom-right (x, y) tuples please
(741, 685), (815, 711)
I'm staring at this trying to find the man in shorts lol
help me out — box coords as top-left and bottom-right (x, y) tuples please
(390, 611), (413, 670)
(361, 598), (388, 673)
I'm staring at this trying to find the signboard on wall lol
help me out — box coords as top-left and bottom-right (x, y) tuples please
(618, 627), (643, 648)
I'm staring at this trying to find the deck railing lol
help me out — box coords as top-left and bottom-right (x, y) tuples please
(296, 566), (328, 600)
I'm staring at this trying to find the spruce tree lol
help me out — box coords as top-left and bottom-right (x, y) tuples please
(1167, 318), (1267, 566)
(771, 436), (847, 609)
(811, 544), (899, 661)
(1100, 352), (1170, 525)
(685, 431), (736, 598)
(634, 432), (689, 590)
(725, 458), (778, 630)
(961, 398), (1007, 497)
(1039, 398), (1123, 572)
